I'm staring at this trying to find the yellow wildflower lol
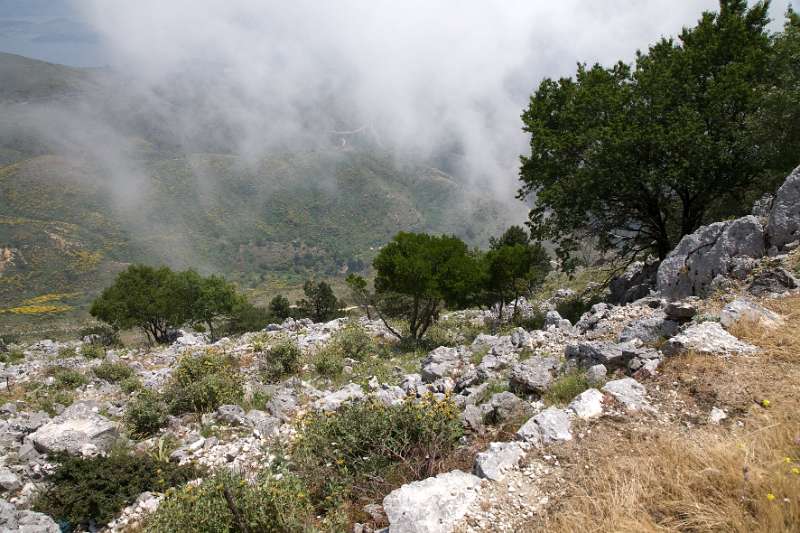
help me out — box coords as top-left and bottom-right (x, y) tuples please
(766, 493), (776, 501)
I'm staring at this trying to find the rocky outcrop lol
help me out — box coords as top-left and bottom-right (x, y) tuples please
(608, 258), (659, 305)
(602, 378), (652, 412)
(568, 388), (605, 419)
(27, 402), (118, 456)
(382, 470), (482, 533)
(720, 299), (783, 329)
(0, 499), (59, 533)
(766, 165), (800, 252)
(508, 357), (560, 395)
(657, 216), (766, 299)
(662, 322), (757, 356)
(516, 407), (572, 445)
(747, 267), (799, 296)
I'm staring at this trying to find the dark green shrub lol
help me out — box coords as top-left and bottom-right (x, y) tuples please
(125, 390), (168, 437)
(269, 294), (292, 321)
(293, 396), (463, 508)
(93, 361), (134, 383)
(165, 352), (244, 414)
(513, 310), (546, 331)
(556, 295), (598, 325)
(145, 469), (315, 533)
(32, 450), (200, 532)
(259, 341), (301, 382)
(219, 300), (273, 337)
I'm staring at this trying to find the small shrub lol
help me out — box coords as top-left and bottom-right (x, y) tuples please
(293, 396), (463, 508)
(513, 310), (546, 331)
(556, 295), (598, 325)
(145, 469), (314, 533)
(78, 324), (120, 346)
(94, 361), (134, 383)
(313, 347), (344, 377)
(260, 341), (301, 382)
(543, 371), (590, 406)
(119, 376), (143, 393)
(80, 343), (106, 359)
(32, 450), (200, 532)
(165, 352), (244, 414)
(125, 389), (168, 437)
(423, 323), (462, 348)
(220, 301), (273, 336)
(331, 323), (374, 361)
(0, 349), (24, 364)
(29, 388), (75, 416)
(46, 367), (89, 389)
(57, 346), (78, 358)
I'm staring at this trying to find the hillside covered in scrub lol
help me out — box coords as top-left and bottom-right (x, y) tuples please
(1, 1), (800, 532)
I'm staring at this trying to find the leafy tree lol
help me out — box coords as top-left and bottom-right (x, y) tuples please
(345, 273), (373, 319)
(268, 294), (292, 321)
(220, 300), (272, 336)
(90, 265), (188, 344)
(297, 280), (340, 322)
(483, 241), (551, 319)
(519, 1), (789, 270)
(373, 232), (482, 341)
(489, 225), (530, 250)
(182, 271), (239, 341)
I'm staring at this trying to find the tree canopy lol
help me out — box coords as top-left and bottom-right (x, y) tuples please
(373, 232), (483, 341)
(519, 0), (799, 270)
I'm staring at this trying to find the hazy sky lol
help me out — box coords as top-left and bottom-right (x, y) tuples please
(0, 1), (794, 196)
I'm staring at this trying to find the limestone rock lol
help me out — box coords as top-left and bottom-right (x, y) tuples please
(664, 300), (698, 322)
(0, 499), (59, 533)
(608, 259), (658, 305)
(618, 315), (679, 344)
(657, 216), (766, 299)
(508, 357), (560, 395)
(28, 407), (118, 456)
(313, 383), (364, 412)
(382, 470), (482, 533)
(766, 164), (800, 251)
(516, 407), (572, 445)
(585, 364), (607, 385)
(602, 378), (652, 412)
(473, 442), (525, 481)
(568, 388), (605, 419)
(662, 322), (757, 356)
(747, 267), (799, 296)
(720, 299), (783, 329)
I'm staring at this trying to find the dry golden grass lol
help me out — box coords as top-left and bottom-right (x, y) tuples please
(538, 295), (800, 533)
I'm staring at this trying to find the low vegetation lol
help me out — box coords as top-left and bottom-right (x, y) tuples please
(32, 450), (201, 532)
(259, 340), (302, 382)
(125, 389), (169, 437)
(164, 351), (244, 414)
(93, 361), (134, 383)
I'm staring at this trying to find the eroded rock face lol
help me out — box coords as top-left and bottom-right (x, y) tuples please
(608, 258), (659, 305)
(662, 322), (758, 356)
(767, 164), (800, 252)
(382, 470), (482, 533)
(568, 388), (605, 419)
(602, 378), (652, 412)
(747, 267), (799, 296)
(508, 357), (560, 395)
(657, 216), (766, 299)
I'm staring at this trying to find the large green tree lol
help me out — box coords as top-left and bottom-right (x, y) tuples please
(297, 280), (341, 323)
(373, 232), (482, 341)
(483, 235), (551, 319)
(90, 265), (189, 344)
(519, 1), (796, 270)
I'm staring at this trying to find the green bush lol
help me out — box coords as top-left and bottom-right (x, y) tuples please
(543, 371), (590, 406)
(259, 341), (301, 382)
(93, 361), (134, 383)
(119, 376), (143, 393)
(78, 324), (120, 346)
(293, 396), (463, 508)
(145, 469), (315, 533)
(46, 367), (88, 389)
(219, 300), (273, 337)
(0, 349), (24, 364)
(330, 323), (374, 361)
(28, 387), (75, 416)
(556, 295), (598, 325)
(313, 348), (344, 377)
(80, 343), (106, 359)
(165, 352), (244, 414)
(125, 390), (168, 437)
(513, 310), (546, 331)
(32, 450), (200, 532)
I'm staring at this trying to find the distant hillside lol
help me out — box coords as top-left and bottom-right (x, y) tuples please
(0, 53), (520, 325)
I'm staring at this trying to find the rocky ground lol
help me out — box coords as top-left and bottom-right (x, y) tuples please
(0, 167), (798, 532)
